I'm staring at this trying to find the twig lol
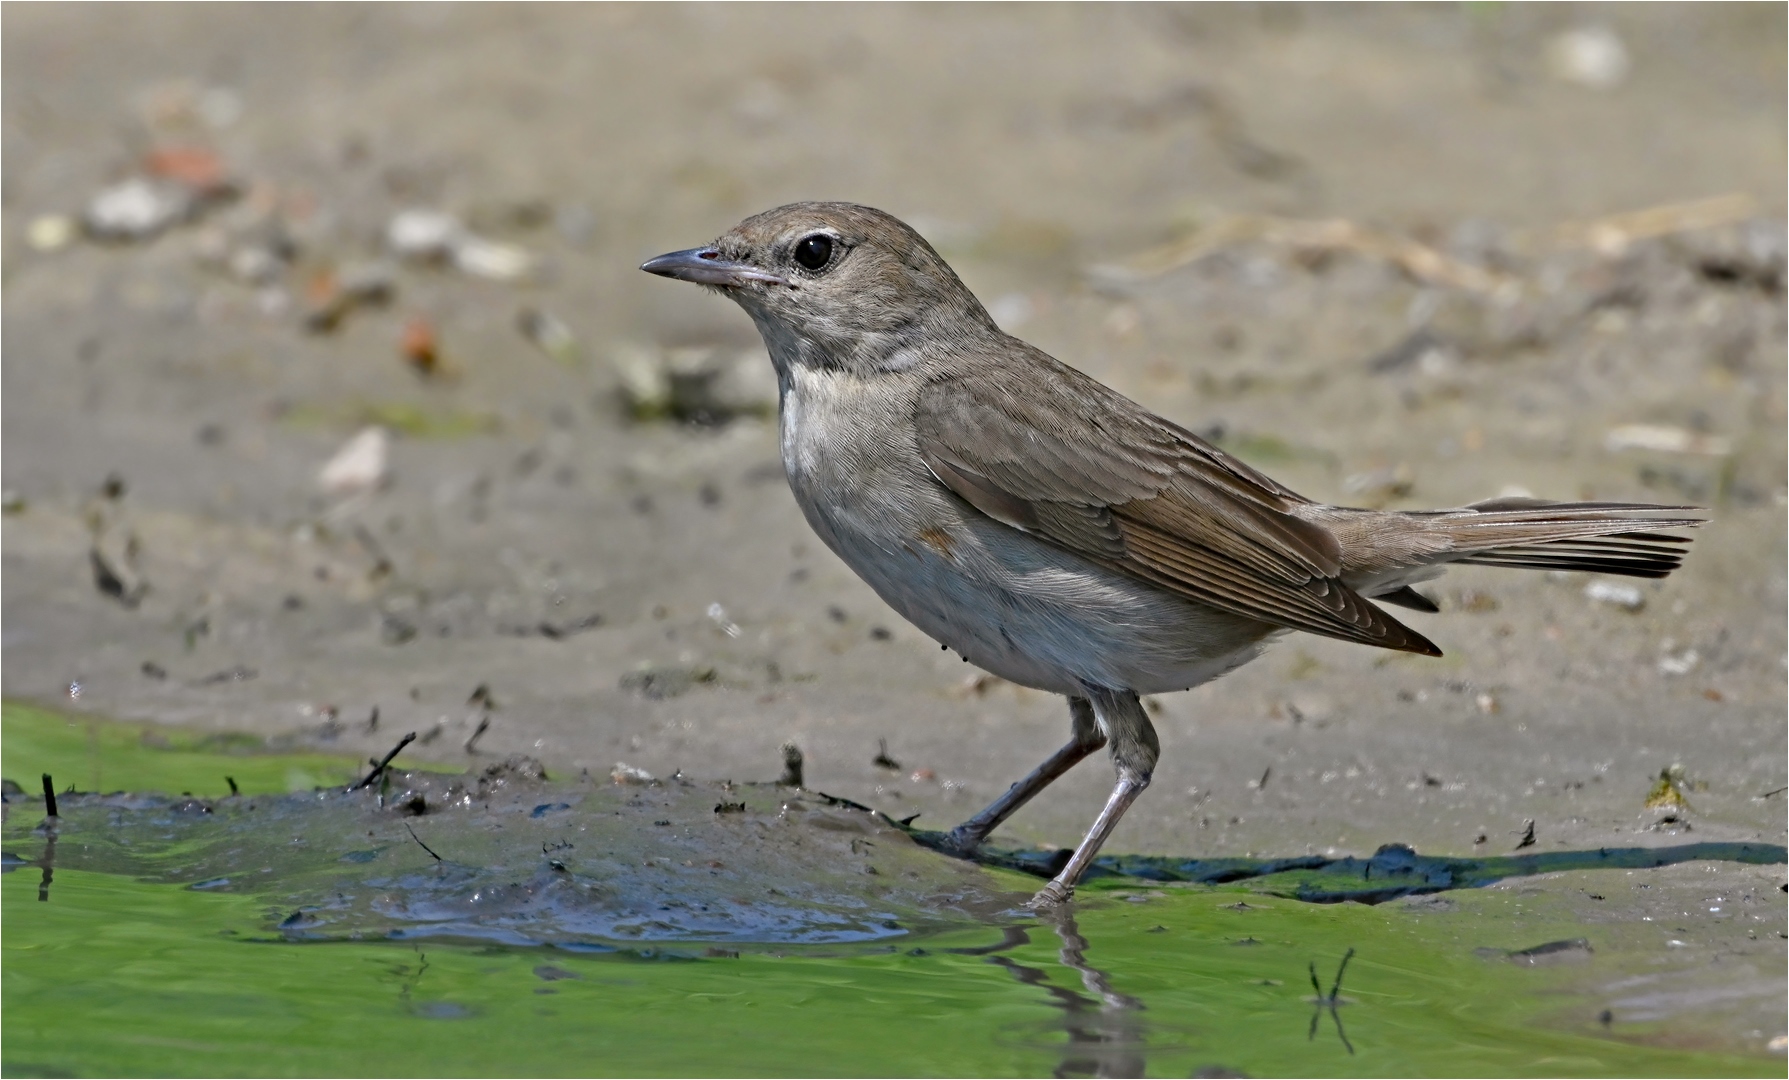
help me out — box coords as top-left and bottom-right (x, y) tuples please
(350, 732), (416, 790)
(1756, 786), (1787, 800)
(873, 739), (902, 771)
(1528, 193), (1757, 257)
(405, 822), (442, 863)
(41, 774), (57, 819)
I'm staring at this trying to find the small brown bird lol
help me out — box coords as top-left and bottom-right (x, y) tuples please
(643, 202), (1701, 907)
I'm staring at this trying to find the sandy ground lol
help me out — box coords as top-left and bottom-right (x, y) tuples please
(4, 2), (1785, 1049)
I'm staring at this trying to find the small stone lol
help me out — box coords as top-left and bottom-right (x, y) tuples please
(611, 343), (776, 425)
(400, 317), (439, 376)
(318, 427), (390, 496)
(1657, 649), (1700, 677)
(229, 246), (283, 284)
(452, 235), (533, 281)
(143, 145), (231, 195)
(337, 261), (397, 303)
(1583, 580), (1644, 611)
(26, 214), (76, 252)
(85, 179), (189, 241)
(610, 762), (656, 785)
(1546, 27), (1630, 90)
(386, 209), (464, 260)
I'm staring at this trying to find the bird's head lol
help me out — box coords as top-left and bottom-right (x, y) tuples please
(641, 202), (999, 375)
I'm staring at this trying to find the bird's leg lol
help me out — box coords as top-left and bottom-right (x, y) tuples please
(1028, 686), (1158, 909)
(943, 696), (1105, 855)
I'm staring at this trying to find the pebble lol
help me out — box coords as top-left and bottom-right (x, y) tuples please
(611, 762), (656, 785)
(612, 343), (776, 425)
(143, 145), (231, 196)
(337, 261), (397, 303)
(386, 208), (464, 260)
(1657, 649), (1700, 677)
(317, 426), (390, 496)
(26, 214), (76, 252)
(386, 208), (535, 280)
(229, 246), (284, 285)
(1546, 26), (1631, 90)
(1583, 580), (1645, 611)
(452, 235), (533, 281)
(85, 179), (189, 241)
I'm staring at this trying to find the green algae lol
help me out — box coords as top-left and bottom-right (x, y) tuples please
(2, 703), (1780, 1077)
(3, 701), (365, 798)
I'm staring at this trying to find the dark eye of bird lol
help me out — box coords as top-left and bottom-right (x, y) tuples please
(793, 234), (833, 272)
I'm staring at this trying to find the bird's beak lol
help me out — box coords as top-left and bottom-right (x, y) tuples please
(639, 247), (788, 288)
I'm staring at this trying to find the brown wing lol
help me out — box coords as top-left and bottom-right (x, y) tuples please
(914, 345), (1440, 656)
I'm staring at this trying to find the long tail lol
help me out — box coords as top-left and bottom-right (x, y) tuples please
(1432, 497), (1702, 579)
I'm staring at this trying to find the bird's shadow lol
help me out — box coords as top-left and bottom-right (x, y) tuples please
(904, 830), (1787, 904)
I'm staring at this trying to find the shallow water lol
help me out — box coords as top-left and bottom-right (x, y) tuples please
(3, 704), (1780, 1077)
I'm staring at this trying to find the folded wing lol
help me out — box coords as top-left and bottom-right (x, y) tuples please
(915, 344), (1441, 656)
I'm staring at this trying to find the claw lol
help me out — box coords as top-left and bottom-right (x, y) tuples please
(1026, 880), (1074, 909)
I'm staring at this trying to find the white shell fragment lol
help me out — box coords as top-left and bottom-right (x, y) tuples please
(611, 762), (656, 785)
(85, 179), (189, 241)
(1657, 649), (1700, 677)
(1584, 580), (1645, 611)
(452, 235), (534, 281)
(386, 208), (535, 280)
(385, 209), (464, 260)
(318, 426), (390, 495)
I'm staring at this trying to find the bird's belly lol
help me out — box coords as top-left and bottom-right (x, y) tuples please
(796, 487), (1278, 696)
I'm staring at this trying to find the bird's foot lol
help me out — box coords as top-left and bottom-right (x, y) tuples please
(1025, 880), (1074, 909)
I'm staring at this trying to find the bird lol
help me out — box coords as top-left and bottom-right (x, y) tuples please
(641, 201), (1702, 907)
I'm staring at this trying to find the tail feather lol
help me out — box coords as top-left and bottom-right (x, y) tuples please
(1440, 497), (1703, 579)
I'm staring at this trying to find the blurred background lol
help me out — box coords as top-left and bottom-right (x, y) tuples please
(3, 4), (1784, 867)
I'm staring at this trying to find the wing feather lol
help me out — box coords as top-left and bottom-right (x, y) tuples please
(914, 347), (1438, 656)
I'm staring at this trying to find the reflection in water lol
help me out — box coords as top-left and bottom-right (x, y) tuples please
(968, 914), (1347, 1075)
(39, 833), (56, 902)
(1307, 948), (1355, 1054)
(984, 913), (1148, 1079)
